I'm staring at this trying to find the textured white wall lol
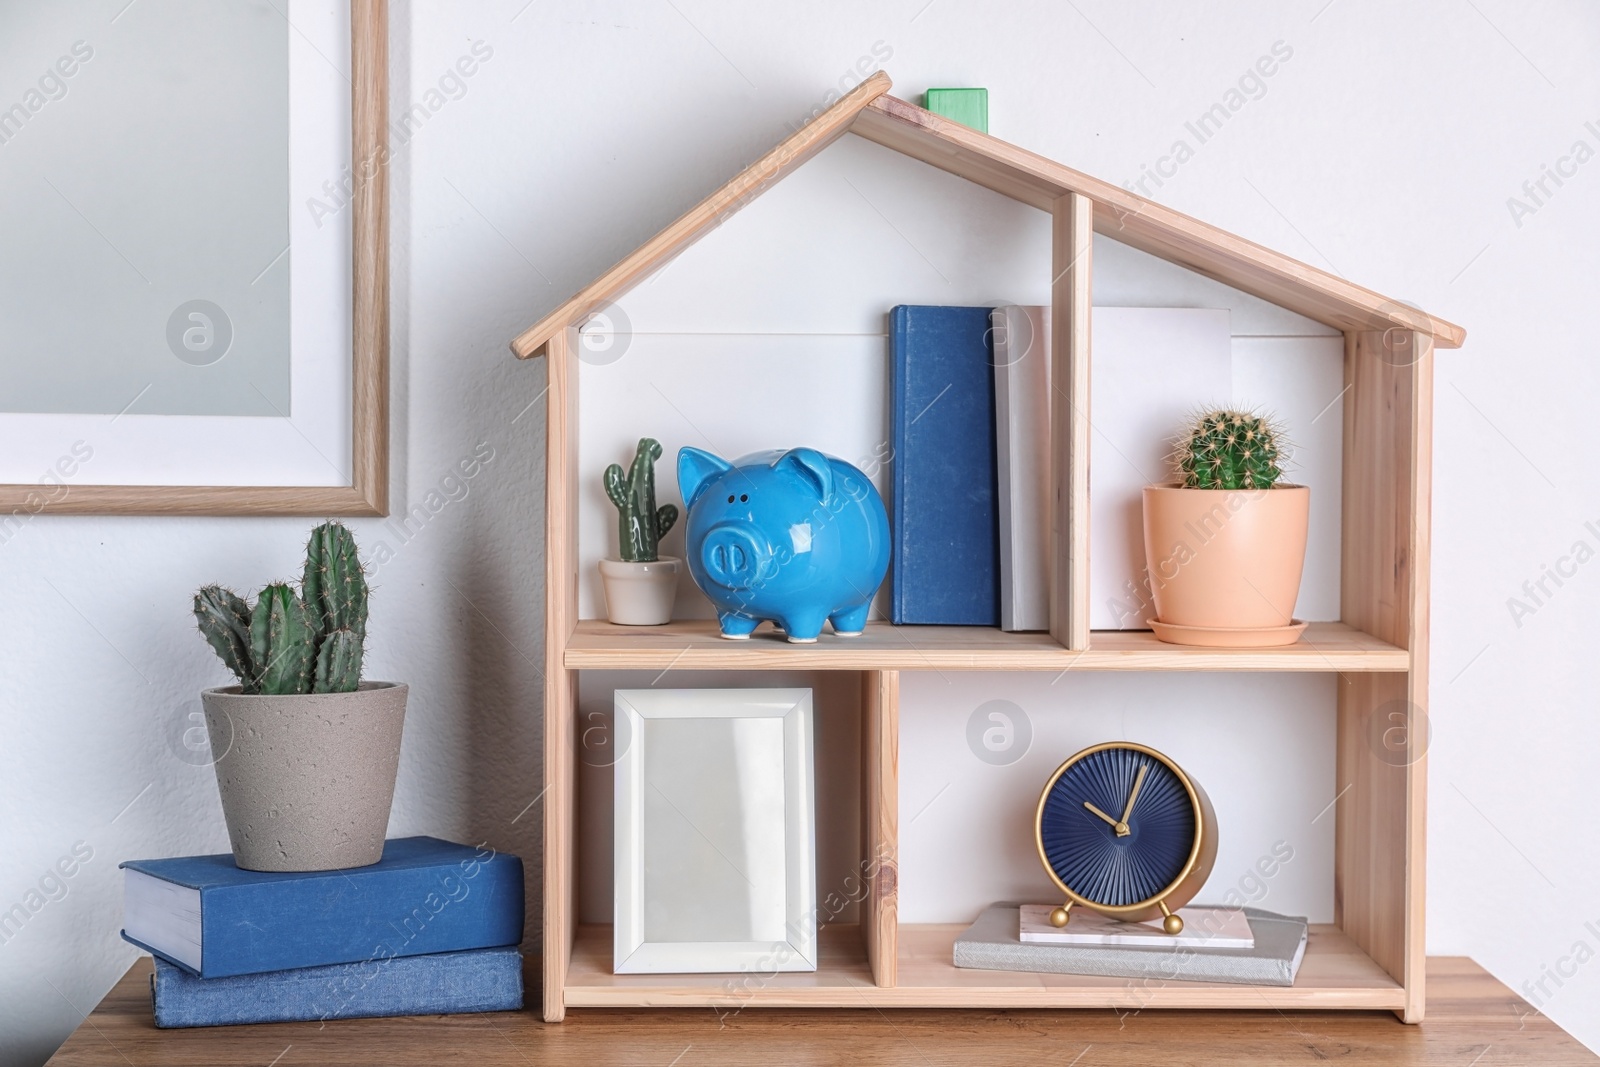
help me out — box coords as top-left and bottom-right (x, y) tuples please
(4, 1), (1598, 1061)
(569, 131), (1345, 929)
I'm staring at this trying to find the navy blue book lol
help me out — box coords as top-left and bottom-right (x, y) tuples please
(889, 305), (1000, 625)
(120, 837), (523, 979)
(151, 946), (524, 1027)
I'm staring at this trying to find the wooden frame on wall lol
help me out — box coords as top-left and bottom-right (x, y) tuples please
(2, 0), (388, 517)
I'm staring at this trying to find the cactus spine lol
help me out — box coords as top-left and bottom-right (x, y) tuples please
(604, 438), (678, 563)
(1175, 409), (1287, 491)
(193, 521), (370, 695)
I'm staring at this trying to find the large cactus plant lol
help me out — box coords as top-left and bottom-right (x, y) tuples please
(604, 438), (678, 562)
(1174, 409), (1287, 491)
(194, 521), (370, 695)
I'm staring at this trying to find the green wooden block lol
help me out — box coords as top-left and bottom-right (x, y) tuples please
(923, 88), (988, 133)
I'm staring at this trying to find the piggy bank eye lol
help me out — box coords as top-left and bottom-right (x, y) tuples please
(727, 494), (735, 503)
(739, 494), (748, 503)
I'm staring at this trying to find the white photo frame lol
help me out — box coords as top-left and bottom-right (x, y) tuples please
(613, 687), (816, 974)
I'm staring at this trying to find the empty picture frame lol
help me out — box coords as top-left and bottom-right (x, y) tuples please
(613, 688), (816, 974)
(0, 0), (388, 515)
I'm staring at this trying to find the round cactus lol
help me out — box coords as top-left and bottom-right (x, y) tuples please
(1174, 409), (1287, 490)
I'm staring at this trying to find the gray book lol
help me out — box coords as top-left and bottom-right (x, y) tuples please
(953, 904), (1309, 987)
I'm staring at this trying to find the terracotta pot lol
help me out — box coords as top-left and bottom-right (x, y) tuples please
(599, 556), (680, 625)
(1142, 485), (1310, 635)
(201, 682), (407, 872)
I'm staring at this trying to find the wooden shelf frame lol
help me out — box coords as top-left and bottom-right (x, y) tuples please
(563, 619), (1409, 672)
(559, 921), (1404, 1011)
(533, 75), (1441, 1023)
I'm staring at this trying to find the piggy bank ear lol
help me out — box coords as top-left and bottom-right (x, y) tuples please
(678, 447), (731, 508)
(775, 448), (832, 503)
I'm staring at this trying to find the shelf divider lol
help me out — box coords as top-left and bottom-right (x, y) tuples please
(861, 670), (899, 987)
(543, 325), (581, 1023)
(1051, 190), (1093, 652)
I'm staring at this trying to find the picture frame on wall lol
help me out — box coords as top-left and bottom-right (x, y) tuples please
(0, 0), (388, 516)
(613, 687), (817, 975)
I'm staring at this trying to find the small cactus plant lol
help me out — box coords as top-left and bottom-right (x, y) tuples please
(194, 521), (370, 695)
(604, 438), (678, 562)
(1174, 409), (1287, 491)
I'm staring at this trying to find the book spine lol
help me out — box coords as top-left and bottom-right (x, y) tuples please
(201, 853), (524, 977)
(994, 306), (1051, 632)
(993, 308), (1017, 631)
(152, 948), (523, 1028)
(887, 305), (1000, 626)
(889, 305), (910, 625)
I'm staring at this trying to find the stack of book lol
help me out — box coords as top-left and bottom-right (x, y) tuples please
(120, 836), (525, 1027)
(953, 902), (1309, 986)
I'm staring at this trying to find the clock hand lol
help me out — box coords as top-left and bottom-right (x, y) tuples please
(1119, 763), (1149, 828)
(1083, 801), (1122, 830)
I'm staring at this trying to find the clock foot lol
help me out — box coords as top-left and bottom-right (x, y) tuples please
(1158, 901), (1183, 935)
(1049, 903), (1073, 928)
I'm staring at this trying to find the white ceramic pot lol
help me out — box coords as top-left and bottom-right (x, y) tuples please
(599, 557), (681, 625)
(201, 682), (407, 872)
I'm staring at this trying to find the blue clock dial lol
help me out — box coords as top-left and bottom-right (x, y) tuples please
(1039, 746), (1195, 907)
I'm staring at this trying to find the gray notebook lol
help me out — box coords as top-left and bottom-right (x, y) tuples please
(953, 904), (1309, 987)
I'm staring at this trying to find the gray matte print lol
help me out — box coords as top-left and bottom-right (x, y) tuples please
(0, 0), (290, 415)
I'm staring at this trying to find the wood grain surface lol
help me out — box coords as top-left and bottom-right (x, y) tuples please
(46, 956), (1596, 1066)
(562, 619), (1409, 672)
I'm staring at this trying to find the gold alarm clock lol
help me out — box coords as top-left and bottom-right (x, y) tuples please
(1034, 742), (1217, 934)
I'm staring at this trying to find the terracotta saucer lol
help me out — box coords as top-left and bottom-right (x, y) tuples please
(1146, 619), (1308, 648)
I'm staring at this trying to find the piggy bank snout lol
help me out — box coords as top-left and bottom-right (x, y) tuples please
(699, 523), (772, 589)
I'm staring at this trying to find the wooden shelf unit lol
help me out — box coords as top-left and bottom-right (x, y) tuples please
(525, 73), (1451, 1024)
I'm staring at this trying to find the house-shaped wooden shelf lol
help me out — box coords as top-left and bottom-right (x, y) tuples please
(511, 71), (1460, 1023)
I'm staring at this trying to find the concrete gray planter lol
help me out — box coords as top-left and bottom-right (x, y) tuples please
(201, 682), (407, 872)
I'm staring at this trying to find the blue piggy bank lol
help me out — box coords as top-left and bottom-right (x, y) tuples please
(678, 446), (891, 643)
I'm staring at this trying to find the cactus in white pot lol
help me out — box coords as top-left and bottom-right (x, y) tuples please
(598, 438), (682, 625)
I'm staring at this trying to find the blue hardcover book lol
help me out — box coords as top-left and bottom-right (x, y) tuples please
(120, 837), (523, 979)
(151, 946), (524, 1027)
(889, 305), (1000, 625)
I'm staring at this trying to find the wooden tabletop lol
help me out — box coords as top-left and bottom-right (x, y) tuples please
(47, 956), (1596, 1066)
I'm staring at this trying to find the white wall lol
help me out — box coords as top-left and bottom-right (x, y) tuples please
(4, 1), (1598, 1061)
(572, 132), (1344, 928)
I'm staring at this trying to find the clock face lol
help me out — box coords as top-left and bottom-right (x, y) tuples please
(1038, 745), (1197, 908)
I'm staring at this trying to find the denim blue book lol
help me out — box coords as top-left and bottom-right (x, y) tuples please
(151, 946), (524, 1027)
(889, 305), (1000, 625)
(120, 837), (523, 979)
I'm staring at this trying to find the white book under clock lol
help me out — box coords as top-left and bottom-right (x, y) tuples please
(1018, 904), (1254, 949)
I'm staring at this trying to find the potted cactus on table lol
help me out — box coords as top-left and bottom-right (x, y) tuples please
(598, 437), (680, 625)
(1141, 409), (1310, 647)
(193, 522), (406, 872)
